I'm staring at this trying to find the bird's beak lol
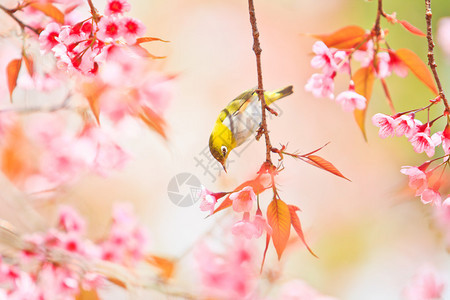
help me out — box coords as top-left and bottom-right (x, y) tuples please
(221, 162), (227, 173)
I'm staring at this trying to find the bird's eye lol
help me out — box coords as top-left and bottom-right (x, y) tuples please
(221, 146), (227, 156)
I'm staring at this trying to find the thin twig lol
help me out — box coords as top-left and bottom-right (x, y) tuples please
(0, 4), (40, 35)
(248, 0), (272, 164)
(425, 0), (450, 114)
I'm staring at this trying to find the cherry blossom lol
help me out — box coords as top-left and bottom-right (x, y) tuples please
(400, 166), (428, 196)
(335, 88), (366, 112)
(105, 0), (131, 16)
(199, 185), (218, 214)
(409, 126), (441, 157)
(420, 188), (442, 206)
(230, 186), (257, 213)
(121, 17), (146, 44)
(394, 114), (421, 138)
(310, 41), (337, 75)
(305, 73), (335, 99)
(403, 266), (445, 300)
(97, 16), (122, 42)
(431, 124), (450, 155)
(372, 113), (396, 138)
(39, 22), (61, 53)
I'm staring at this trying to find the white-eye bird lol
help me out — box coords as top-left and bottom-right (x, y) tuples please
(209, 85), (293, 171)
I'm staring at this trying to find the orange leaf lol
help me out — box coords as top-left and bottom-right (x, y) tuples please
(305, 155), (350, 181)
(288, 205), (318, 258)
(81, 82), (105, 124)
(260, 232), (271, 273)
(139, 106), (167, 138)
(6, 58), (22, 101)
(311, 25), (367, 49)
(395, 48), (438, 95)
(30, 2), (64, 24)
(267, 199), (291, 260)
(75, 288), (100, 300)
(131, 45), (166, 59)
(136, 37), (169, 44)
(1, 123), (35, 183)
(107, 277), (127, 289)
(398, 20), (426, 37)
(146, 255), (176, 281)
(352, 66), (375, 141)
(380, 78), (395, 114)
(23, 54), (34, 76)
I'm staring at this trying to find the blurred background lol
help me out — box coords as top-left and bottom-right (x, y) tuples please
(2, 0), (450, 298)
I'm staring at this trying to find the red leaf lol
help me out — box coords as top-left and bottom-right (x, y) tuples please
(267, 199), (291, 260)
(260, 233), (271, 273)
(311, 25), (368, 49)
(6, 58), (22, 102)
(23, 54), (34, 76)
(398, 20), (426, 37)
(395, 48), (438, 95)
(135, 37), (169, 44)
(352, 66), (376, 141)
(305, 155), (350, 181)
(30, 2), (64, 24)
(288, 205), (318, 258)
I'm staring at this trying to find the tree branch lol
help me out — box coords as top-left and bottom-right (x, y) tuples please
(425, 0), (450, 114)
(248, 0), (273, 164)
(0, 4), (40, 36)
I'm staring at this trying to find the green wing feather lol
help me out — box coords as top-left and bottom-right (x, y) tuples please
(218, 87), (256, 121)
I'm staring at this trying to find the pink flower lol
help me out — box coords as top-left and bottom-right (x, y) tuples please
(420, 188), (442, 206)
(310, 41), (337, 75)
(409, 126), (440, 157)
(335, 89), (366, 112)
(305, 73), (335, 99)
(400, 166), (428, 196)
(230, 186), (256, 213)
(279, 279), (337, 300)
(57, 205), (86, 235)
(388, 51), (408, 77)
(252, 213), (272, 237)
(394, 114), (421, 138)
(199, 185), (217, 214)
(403, 265), (445, 300)
(39, 22), (61, 53)
(232, 213), (259, 239)
(376, 52), (391, 78)
(121, 17), (145, 44)
(97, 16), (122, 41)
(333, 50), (350, 73)
(104, 0), (131, 16)
(432, 125), (450, 155)
(372, 113), (396, 138)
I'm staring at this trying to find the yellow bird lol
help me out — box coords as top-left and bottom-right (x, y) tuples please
(209, 85), (293, 171)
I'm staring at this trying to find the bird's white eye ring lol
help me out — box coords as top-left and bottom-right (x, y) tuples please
(221, 146), (227, 156)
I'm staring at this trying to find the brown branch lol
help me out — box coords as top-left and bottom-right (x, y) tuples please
(0, 4), (40, 35)
(425, 0), (450, 114)
(248, 0), (272, 164)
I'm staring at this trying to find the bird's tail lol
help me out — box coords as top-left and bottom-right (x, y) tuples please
(265, 85), (293, 105)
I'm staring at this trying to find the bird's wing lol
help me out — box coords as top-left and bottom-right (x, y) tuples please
(218, 87), (256, 122)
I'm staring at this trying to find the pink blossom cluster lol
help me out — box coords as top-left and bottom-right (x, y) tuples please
(0, 204), (148, 299)
(38, 0), (145, 75)
(2, 113), (129, 193)
(199, 186), (272, 240)
(195, 239), (257, 299)
(305, 41), (366, 112)
(402, 265), (445, 300)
